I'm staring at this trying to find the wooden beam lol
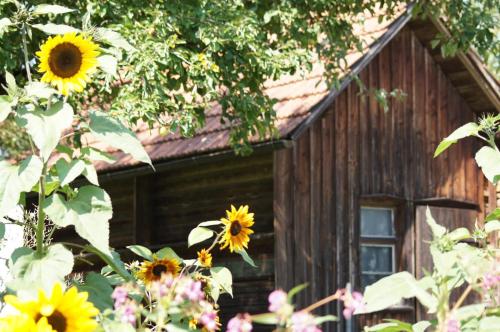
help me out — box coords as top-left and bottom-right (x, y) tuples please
(133, 175), (153, 245)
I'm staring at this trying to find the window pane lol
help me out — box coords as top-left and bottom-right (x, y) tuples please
(361, 207), (394, 237)
(361, 245), (393, 272)
(362, 273), (391, 289)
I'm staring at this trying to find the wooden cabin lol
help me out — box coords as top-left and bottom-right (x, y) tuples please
(67, 8), (499, 332)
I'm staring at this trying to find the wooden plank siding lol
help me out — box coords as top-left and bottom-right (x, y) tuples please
(273, 26), (482, 331)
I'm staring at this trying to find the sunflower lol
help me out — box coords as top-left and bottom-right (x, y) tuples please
(0, 313), (53, 332)
(36, 32), (100, 95)
(3, 283), (99, 332)
(219, 205), (254, 252)
(137, 255), (181, 284)
(197, 249), (213, 268)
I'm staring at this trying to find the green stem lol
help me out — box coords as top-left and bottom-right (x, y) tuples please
(35, 163), (47, 256)
(21, 23), (32, 83)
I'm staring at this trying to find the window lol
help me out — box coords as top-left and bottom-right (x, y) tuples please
(360, 207), (396, 289)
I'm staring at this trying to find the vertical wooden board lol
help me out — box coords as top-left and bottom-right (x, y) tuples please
(404, 30), (416, 201)
(293, 130), (312, 306)
(321, 109), (336, 326)
(390, 33), (404, 197)
(310, 121), (323, 306)
(449, 84), (464, 200)
(347, 83), (361, 289)
(413, 37), (427, 198)
(273, 148), (295, 291)
(425, 51), (438, 197)
(359, 67), (371, 195)
(334, 92), (349, 331)
(438, 70), (452, 198)
(368, 58), (381, 193)
(378, 46), (392, 193)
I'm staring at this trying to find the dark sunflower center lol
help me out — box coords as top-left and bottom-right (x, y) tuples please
(230, 220), (242, 236)
(152, 263), (168, 277)
(49, 43), (83, 78)
(36, 310), (67, 332)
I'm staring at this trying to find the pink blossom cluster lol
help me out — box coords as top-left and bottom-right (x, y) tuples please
(290, 312), (321, 332)
(446, 317), (460, 332)
(339, 289), (365, 319)
(111, 285), (138, 326)
(227, 313), (253, 332)
(482, 272), (500, 291)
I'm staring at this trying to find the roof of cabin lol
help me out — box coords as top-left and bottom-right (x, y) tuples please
(92, 6), (499, 173)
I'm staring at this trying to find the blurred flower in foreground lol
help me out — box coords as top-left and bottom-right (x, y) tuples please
(446, 317), (460, 332)
(227, 313), (253, 332)
(4, 283), (98, 332)
(340, 289), (365, 319)
(291, 311), (321, 332)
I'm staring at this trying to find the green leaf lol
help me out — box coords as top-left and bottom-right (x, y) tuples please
(365, 322), (412, 332)
(0, 17), (12, 35)
(89, 111), (152, 166)
(101, 319), (136, 332)
(16, 102), (74, 159)
(426, 207), (446, 238)
(5, 71), (16, 92)
(25, 82), (58, 99)
(33, 4), (75, 15)
(412, 321), (431, 332)
(0, 95), (11, 122)
(0, 156), (43, 218)
(448, 227), (470, 241)
(156, 247), (182, 261)
(485, 207), (500, 222)
(81, 147), (116, 164)
(165, 323), (191, 332)
(98, 55), (118, 76)
(363, 272), (437, 314)
(127, 245), (153, 260)
(485, 220), (500, 233)
(210, 266), (233, 297)
(236, 248), (257, 267)
(188, 226), (214, 247)
(87, 247), (132, 282)
(198, 220), (223, 227)
(0, 222), (5, 239)
(454, 304), (485, 322)
(8, 244), (74, 296)
(478, 316), (500, 332)
(251, 313), (278, 325)
(96, 28), (136, 52)
(32, 23), (79, 35)
(434, 123), (479, 157)
(475, 146), (500, 184)
(43, 185), (112, 256)
(82, 161), (99, 186)
(288, 283), (308, 301)
(56, 158), (86, 186)
(75, 272), (113, 311)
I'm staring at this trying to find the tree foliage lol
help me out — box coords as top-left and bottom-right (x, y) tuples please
(0, 0), (498, 158)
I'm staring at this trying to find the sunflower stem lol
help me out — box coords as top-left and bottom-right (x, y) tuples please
(21, 23), (32, 82)
(35, 162), (47, 256)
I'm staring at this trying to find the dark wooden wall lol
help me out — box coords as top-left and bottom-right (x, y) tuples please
(274, 26), (483, 331)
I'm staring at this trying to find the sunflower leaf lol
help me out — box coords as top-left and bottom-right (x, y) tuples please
(0, 95), (11, 123)
(210, 266), (233, 297)
(43, 185), (112, 257)
(198, 220), (223, 227)
(74, 272), (114, 311)
(98, 55), (118, 76)
(33, 4), (75, 15)
(0, 156), (43, 218)
(127, 245), (153, 261)
(56, 158), (86, 187)
(32, 23), (80, 35)
(25, 81), (58, 99)
(16, 102), (74, 160)
(188, 226), (214, 247)
(95, 28), (136, 52)
(89, 111), (152, 167)
(0, 17), (12, 36)
(8, 243), (74, 296)
(235, 248), (257, 267)
(156, 247), (182, 262)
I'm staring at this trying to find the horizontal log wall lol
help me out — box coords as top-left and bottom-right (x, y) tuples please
(274, 26), (482, 331)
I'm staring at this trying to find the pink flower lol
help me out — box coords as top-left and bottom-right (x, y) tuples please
(482, 272), (500, 291)
(200, 310), (218, 331)
(290, 312), (321, 332)
(446, 317), (460, 332)
(119, 301), (137, 326)
(227, 313), (253, 332)
(112, 286), (128, 308)
(176, 279), (205, 302)
(340, 290), (365, 319)
(268, 289), (288, 312)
